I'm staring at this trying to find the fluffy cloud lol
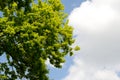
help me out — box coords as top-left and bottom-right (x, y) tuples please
(63, 0), (120, 80)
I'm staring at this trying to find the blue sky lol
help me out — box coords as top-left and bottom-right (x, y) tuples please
(61, 0), (85, 13)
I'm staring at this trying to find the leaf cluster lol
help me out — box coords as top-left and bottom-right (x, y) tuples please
(0, 0), (79, 79)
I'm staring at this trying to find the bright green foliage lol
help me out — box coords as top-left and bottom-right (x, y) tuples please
(0, 0), (79, 80)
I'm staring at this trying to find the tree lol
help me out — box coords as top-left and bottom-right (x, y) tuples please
(0, 0), (80, 80)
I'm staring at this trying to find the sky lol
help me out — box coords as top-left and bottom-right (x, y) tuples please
(49, 0), (120, 80)
(1, 0), (120, 80)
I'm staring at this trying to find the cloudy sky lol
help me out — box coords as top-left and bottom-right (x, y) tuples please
(49, 0), (120, 80)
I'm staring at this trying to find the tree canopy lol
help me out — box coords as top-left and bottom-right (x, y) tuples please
(0, 0), (80, 80)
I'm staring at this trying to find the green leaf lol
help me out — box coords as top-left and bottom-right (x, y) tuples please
(74, 46), (80, 51)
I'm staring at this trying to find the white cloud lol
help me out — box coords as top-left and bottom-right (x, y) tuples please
(63, 0), (120, 80)
(94, 70), (120, 80)
(63, 58), (120, 80)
